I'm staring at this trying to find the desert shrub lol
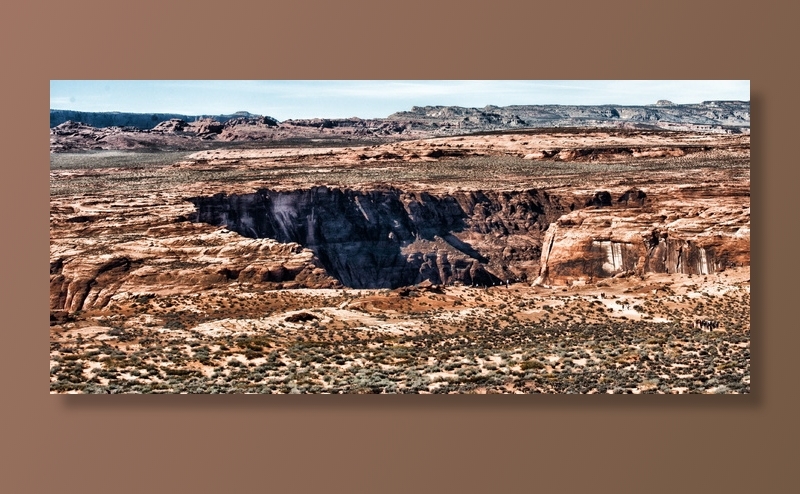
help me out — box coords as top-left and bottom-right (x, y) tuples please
(520, 360), (545, 371)
(164, 368), (201, 377)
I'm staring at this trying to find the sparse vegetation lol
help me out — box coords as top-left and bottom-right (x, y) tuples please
(49, 273), (750, 394)
(50, 131), (749, 394)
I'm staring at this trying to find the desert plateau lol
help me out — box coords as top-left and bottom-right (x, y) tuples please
(49, 99), (750, 394)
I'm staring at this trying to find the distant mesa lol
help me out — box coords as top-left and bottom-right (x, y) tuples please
(49, 109), (274, 130)
(50, 101), (751, 153)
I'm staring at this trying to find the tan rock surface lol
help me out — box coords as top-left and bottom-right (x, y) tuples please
(49, 130), (750, 394)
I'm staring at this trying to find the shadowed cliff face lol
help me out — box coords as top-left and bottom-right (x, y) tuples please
(189, 187), (569, 288)
(48, 182), (749, 315)
(188, 184), (750, 290)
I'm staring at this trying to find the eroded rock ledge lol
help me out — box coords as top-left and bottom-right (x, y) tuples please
(49, 180), (750, 317)
(187, 185), (750, 289)
(188, 187), (572, 288)
(533, 199), (751, 286)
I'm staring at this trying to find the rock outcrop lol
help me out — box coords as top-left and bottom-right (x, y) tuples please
(189, 183), (750, 290)
(188, 187), (575, 288)
(533, 185), (750, 285)
(390, 101), (750, 134)
(49, 218), (337, 314)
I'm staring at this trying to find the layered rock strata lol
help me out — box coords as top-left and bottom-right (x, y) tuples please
(50, 180), (750, 317)
(533, 185), (750, 285)
(189, 184), (750, 290)
(49, 216), (336, 315)
(188, 187), (573, 289)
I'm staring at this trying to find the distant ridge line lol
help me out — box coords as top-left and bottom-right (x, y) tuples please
(50, 100), (750, 132)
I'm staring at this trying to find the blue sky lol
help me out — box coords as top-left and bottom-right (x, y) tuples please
(50, 80), (750, 121)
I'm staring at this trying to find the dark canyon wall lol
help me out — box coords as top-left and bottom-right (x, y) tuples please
(188, 186), (749, 289)
(188, 187), (571, 288)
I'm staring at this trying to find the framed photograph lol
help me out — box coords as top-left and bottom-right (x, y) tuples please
(49, 80), (750, 394)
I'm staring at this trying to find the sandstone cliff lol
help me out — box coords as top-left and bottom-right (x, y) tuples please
(49, 218), (337, 314)
(188, 183), (750, 290)
(188, 187), (575, 288)
(533, 185), (750, 285)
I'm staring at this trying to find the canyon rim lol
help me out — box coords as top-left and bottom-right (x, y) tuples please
(49, 82), (750, 394)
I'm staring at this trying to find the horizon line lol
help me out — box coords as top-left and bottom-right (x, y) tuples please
(50, 99), (751, 121)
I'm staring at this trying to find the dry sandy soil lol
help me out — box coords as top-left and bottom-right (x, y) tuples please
(49, 129), (750, 393)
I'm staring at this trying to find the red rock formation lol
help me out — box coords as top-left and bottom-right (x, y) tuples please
(533, 186), (750, 285)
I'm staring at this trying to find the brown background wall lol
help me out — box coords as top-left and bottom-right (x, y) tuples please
(5, 1), (794, 492)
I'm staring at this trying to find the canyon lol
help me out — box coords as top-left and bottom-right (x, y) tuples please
(49, 119), (750, 394)
(188, 181), (749, 290)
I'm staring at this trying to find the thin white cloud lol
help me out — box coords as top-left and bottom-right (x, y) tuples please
(51, 80), (750, 119)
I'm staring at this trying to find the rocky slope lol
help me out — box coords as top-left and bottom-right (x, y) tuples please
(49, 210), (337, 316)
